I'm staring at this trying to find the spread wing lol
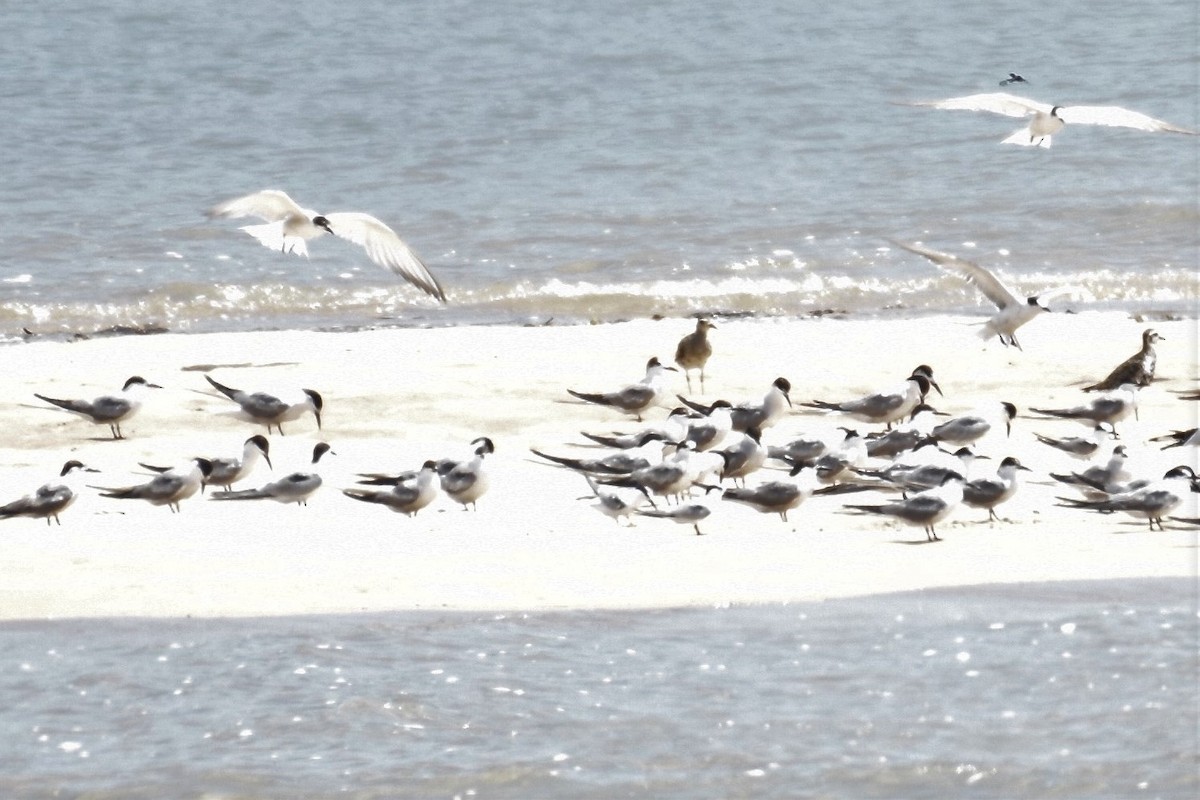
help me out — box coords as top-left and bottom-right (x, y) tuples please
(322, 212), (447, 302)
(208, 190), (307, 222)
(1056, 105), (1196, 134)
(891, 241), (1019, 309)
(906, 92), (1050, 119)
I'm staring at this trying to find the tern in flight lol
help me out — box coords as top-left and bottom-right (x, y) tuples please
(208, 189), (447, 301)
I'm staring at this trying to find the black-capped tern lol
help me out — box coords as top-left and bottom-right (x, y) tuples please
(924, 401), (1016, 446)
(568, 357), (677, 421)
(437, 437), (495, 510)
(1056, 466), (1199, 531)
(1033, 426), (1112, 460)
(94, 458), (213, 513)
(1031, 384), (1139, 436)
(892, 241), (1085, 349)
(674, 319), (716, 393)
(34, 376), (160, 440)
(1050, 445), (1132, 498)
(140, 434), (273, 492)
(343, 460), (440, 516)
(637, 503), (712, 536)
(208, 189), (446, 302)
(907, 92), (1197, 147)
(205, 374), (323, 436)
(845, 472), (964, 542)
(579, 409), (691, 450)
(801, 366), (941, 429)
(715, 427), (767, 487)
(211, 442), (333, 506)
(0, 461), (98, 525)
(680, 377), (792, 433)
(1082, 329), (1162, 392)
(722, 467), (817, 522)
(962, 456), (1031, 523)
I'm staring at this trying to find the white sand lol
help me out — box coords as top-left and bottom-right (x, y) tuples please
(0, 311), (1196, 620)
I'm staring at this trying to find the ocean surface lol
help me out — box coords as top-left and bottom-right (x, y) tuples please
(2, 0), (1197, 339)
(1, 579), (1195, 799)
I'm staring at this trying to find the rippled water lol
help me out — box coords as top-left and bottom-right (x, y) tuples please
(3, 0), (1197, 337)
(2, 579), (1195, 798)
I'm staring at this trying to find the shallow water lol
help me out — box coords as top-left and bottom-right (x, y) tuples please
(3, 0), (1197, 337)
(1, 578), (1195, 798)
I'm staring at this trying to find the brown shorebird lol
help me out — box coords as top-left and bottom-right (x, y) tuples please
(1083, 329), (1162, 392)
(674, 319), (715, 393)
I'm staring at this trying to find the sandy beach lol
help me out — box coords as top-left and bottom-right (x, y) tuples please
(0, 311), (1195, 620)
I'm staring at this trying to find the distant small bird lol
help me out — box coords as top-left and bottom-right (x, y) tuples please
(893, 241), (1085, 349)
(35, 376), (160, 440)
(906, 92), (1197, 147)
(568, 358), (677, 421)
(637, 503), (712, 536)
(95, 458), (213, 513)
(0, 460), (97, 525)
(208, 189), (446, 302)
(999, 73), (1028, 86)
(205, 374), (322, 436)
(1083, 329), (1163, 392)
(674, 319), (716, 393)
(344, 460), (441, 517)
(211, 443), (333, 506)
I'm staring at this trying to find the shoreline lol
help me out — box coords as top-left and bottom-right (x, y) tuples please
(0, 311), (1196, 620)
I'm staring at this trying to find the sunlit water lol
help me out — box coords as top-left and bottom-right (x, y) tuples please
(3, 0), (1197, 338)
(1, 579), (1195, 799)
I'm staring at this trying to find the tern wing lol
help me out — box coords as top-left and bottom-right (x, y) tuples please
(208, 190), (308, 222)
(1057, 105), (1196, 134)
(908, 92), (1051, 119)
(322, 212), (447, 302)
(892, 241), (1019, 310)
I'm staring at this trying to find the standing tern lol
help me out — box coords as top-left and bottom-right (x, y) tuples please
(140, 434), (273, 492)
(715, 427), (767, 487)
(1057, 466), (1199, 531)
(343, 460), (441, 517)
(924, 402), (1016, 446)
(1050, 445), (1131, 498)
(580, 475), (652, 527)
(906, 92), (1197, 147)
(1031, 384), (1139, 436)
(94, 458), (213, 513)
(674, 319), (716, 393)
(679, 377), (792, 433)
(1033, 426), (1112, 460)
(437, 437), (495, 510)
(962, 456), (1031, 524)
(205, 374), (323, 436)
(1082, 329), (1162, 392)
(0, 461), (98, 525)
(208, 189), (446, 302)
(568, 358), (677, 421)
(34, 376), (160, 440)
(637, 503), (712, 536)
(892, 241), (1083, 349)
(845, 473), (965, 542)
(722, 467), (818, 523)
(211, 442), (333, 506)
(801, 366), (941, 428)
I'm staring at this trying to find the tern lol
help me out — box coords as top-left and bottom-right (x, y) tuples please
(343, 460), (440, 517)
(674, 319), (716, 393)
(845, 472), (964, 542)
(907, 92), (1197, 147)
(568, 357), (677, 421)
(1082, 329), (1162, 392)
(722, 467), (817, 523)
(1033, 426), (1112, 460)
(1057, 466), (1199, 531)
(140, 434), (273, 492)
(208, 189), (446, 302)
(637, 503), (712, 536)
(94, 458), (213, 513)
(864, 404), (942, 459)
(715, 427), (767, 487)
(437, 437), (495, 510)
(1050, 445), (1132, 498)
(924, 401), (1016, 446)
(211, 442), (333, 506)
(892, 241), (1084, 349)
(0, 460), (98, 525)
(681, 401), (734, 452)
(579, 409), (691, 450)
(679, 377), (792, 433)
(580, 475), (652, 526)
(1031, 384), (1139, 436)
(962, 456), (1031, 523)
(205, 374), (323, 436)
(801, 366), (941, 428)
(1151, 428), (1199, 450)
(34, 376), (160, 440)
(604, 442), (696, 504)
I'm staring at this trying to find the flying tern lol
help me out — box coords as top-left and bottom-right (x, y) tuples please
(205, 374), (322, 436)
(0, 461), (97, 525)
(998, 73), (1028, 87)
(35, 376), (160, 440)
(893, 241), (1086, 349)
(211, 442), (333, 506)
(208, 189), (446, 302)
(907, 92), (1197, 147)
